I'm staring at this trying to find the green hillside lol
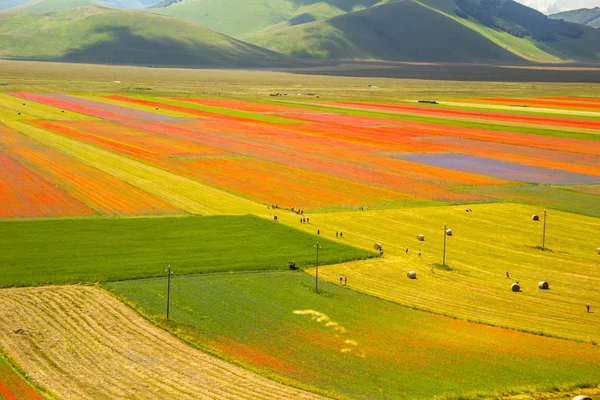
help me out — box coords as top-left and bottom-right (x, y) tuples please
(0, 6), (293, 67)
(148, 0), (382, 37)
(550, 7), (600, 28)
(248, 0), (600, 63)
(246, 1), (523, 62)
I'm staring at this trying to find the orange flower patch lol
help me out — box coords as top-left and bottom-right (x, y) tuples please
(208, 336), (301, 375)
(0, 129), (182, 216)
(0, 148), (94, 218)
(170, 98), (317, 114)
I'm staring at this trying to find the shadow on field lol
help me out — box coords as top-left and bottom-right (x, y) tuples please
(284, 61), (600, 82)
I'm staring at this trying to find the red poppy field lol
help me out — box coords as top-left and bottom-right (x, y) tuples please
(2, 93), (598, 216)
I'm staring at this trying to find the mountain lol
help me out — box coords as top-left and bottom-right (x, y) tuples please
(549, 8), (600, 28)
(0, 0), (29, 11)
(148, 0), (383, 37)
(248, 1), (522, 62)
(1, 0), (100, 13)
(247, 0), (600, 63)
(0, 0), (158, 11)
(0, 6), (294, 67)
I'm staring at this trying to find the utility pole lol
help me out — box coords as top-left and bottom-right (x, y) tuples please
(314, 242), (321, 293)
(542, 209), (547, 250)
(166, 265), (173, 319)
(442, 224), (447, 266)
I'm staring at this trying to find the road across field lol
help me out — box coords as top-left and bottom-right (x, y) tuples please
(0, 286), (325, 400)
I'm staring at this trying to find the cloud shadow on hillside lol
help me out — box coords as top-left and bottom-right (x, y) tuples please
(56, 25), (290, 67)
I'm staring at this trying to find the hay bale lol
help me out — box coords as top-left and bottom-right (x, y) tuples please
(596, 247), (600, 255)
(511, 283), (520, 292)
(572, 396), (592, 400)
(538, 281), (549, 290)
(407, 270), (417, 279)
(532, 214), (539, 221)
(445, 229), (453, 236)
(374, 242), (382, 250)
(416, 234), (425, 241)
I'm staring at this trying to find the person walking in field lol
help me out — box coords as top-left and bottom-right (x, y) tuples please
(340, 232), (343, 238)
(405, 247), (409, 255)
(418, 250), (421, 258)
(587, 303), (591, 313)
(506, 270), (510, 278)
(317, 229), (320, 235)
(344, 276), (347, 286)
(340, 276), (343, 285)
(336, 232), (339, 238)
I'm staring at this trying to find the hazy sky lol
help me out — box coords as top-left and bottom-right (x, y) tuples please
(514, 0), (600, 14)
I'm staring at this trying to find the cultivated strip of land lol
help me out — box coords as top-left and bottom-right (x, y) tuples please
(0, 285), (325, 400)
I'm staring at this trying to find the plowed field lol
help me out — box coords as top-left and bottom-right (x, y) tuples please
(0, 286), (324, 400)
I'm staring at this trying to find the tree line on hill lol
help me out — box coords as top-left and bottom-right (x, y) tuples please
(455, 0), (584, 41)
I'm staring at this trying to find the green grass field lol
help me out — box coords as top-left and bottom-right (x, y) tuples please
(0, 215), (373, 287)
(105, 271), (600, 400)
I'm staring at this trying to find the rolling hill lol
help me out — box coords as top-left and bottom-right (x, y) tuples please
(148, 0), (384, 37)
(247, 1), (522, 62)
(549, 7), (600, 28)
(246, 0), (600, 63)
(0, 0), (158, 11)
(0, 5), (294, 66)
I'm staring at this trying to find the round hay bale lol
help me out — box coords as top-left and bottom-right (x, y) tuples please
(374, 242), (382, 250)
(416, 234), (425, 241)
(538, 281), (549, 290)
(532, 214), (539, 221)
(572, 396), (593, 400)
(596, 247), (600, 255)
(445, 229), (453, 236)
(511, 283), (521, 292)
(407, 270), (417, 279)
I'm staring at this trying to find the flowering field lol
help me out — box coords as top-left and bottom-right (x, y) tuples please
(1, 89), (600, 400)
(1, 93), (599, 215)
(0, 356), (44, 400)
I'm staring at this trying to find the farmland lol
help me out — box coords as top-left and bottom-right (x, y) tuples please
(105, 272), (600, 400)
(0, 61), (599, 399)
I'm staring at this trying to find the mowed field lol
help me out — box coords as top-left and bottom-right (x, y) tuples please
(0, 64), (599, 400)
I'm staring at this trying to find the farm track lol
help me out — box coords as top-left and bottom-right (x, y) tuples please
(0, 285), (325, 400)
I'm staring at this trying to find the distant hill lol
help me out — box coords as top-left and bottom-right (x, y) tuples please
(549, 7), (600, 28)
(0, 0), (29, 11)
(247, 0), (600, 63)
(148, 0), (382, 37)
(0, 0), (158, 11)
(0, 6), (294, 67)
(247, 1), (523, 62)
(1, 0), (100, 13)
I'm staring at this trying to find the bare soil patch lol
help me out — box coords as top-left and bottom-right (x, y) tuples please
(0, 285), (324, 400)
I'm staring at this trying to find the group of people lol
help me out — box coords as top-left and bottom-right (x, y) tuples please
(300, 217), (310, 223)
(339, 276), (348, 286)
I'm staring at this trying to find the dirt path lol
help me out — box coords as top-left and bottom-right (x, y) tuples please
(0, 285), (325, 400)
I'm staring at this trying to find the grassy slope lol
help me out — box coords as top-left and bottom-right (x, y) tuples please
(286, 203), (600, 343)
(549, 7), (600, 28)
(105, 272), (600, 400)
(0, 6), (292, 67)
(148, 0), (382, 37)
(247, 1), (523, 62)
(0, 215), (373, 287)
(418, 0), (600, 62)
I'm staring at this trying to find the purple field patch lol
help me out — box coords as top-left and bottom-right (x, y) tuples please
(47, 94), (182, 121)
(398, 153), (600, 184)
